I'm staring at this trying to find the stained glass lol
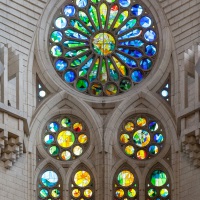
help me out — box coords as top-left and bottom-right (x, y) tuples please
(117, 171), (134, 186)
(73, 123), (83, 132)
(44, 134), (54, 145)
(150, 170), (167, 187)
(149, 121), (158, 131)
(78, 134), (88, 144)
(39, 189), (48, 198)
(74, 171), (91, 187)
(49, 122), (59, 132)
(49, 1), (158, 96)
(84, 189), (93, 197)
(128, 189), (136, 197)
(148, 188), (157, 197)
(125, 145), (134, 155)
(116, 189), (124, 197)
(51, 189), (60, 198)
(41, 171), (58, 187)
(61, 118), (71, 128)
(124, 122), (134, 131)
(133, 130), (150, 147)
(120, 134), (130, 143)
(57, 131), (75, 148)
(72, 189), (81, 197)
(61, 150), (71, 160)
(49, 146), (59, 156)
(160, 188), (169, 197)
(149, 145), (159, 154)
(137, 117), (146, 126)
(154, 133), (164, 143)
(73, 146), (83, 156)
(137, 149), (147, 159)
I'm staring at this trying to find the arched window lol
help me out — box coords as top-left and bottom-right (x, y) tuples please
(113, 165), (139, 199)
(70, 165), (95, 199)
(42, 115), (89, 161)
(49, 0), (158, 96)
(118, 114), (165, 160)
(146, 165), (171, 199)
(38, 166), (62, 199)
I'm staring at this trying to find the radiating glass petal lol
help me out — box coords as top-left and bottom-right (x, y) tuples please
(79, 11), (95, 32)
(116, 53), (137, 68)
(89, 58), (99, 82)
(118, 48), (142, 58)
(65, 29), (88, 40)
(71, 54), (88, 67)
(108, 5), (118, 29)
(113, 57), (128, 76)
(119, 40), (144, 47)
(79, 58), (93, 76)
(63, 40), (88, 48)
(89, 5), (99, 30)
(113, 11), (129, 29)
(65, 49), (89, 58)
(118, 19), (137, 34)
(70, 19), (91, 35)
(108, 59), (119, 81)
(100, 3), (107, 29)
(118, 29), (142, 39)
(100, 59), (108, 83)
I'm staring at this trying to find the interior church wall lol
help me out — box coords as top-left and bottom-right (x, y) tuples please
(0, 0), (200, 200)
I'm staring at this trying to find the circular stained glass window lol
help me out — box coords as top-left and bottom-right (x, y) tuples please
(38, 169), (62, 200)
(71, 168), (94, 199)
(118, 114), (165, 160)
(114, 167), (138, 199)
(42, 115), (89, 161)
(49, 0), (159, 96)
(146, 168), (170, 200)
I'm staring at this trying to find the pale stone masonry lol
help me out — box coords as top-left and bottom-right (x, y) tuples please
(0, 0), (200, 200)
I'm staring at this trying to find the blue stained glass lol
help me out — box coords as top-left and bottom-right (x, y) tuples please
(119, 40), (144, 47)
(118, 29), (142, 39)
(131, 70), (143, 82)
(76, 0), (87, 8)
(51, 31), (62, 43)
(49, 122), (59, 132)
(140, 16), (152, 28)
(55, 17), (67, 29)
(116, 53), (137, 68)
(79, 58), (93, 76)
(131, 4), (143, 16)
(55, 59), (67, 71)
(41, 171), (58, 187)
(154, 133), (164, 143)
(64, 5), (76, 17)
(140, 58), (152, 70)
(65, 29), (88, 40)
(118, 48), (143, 58)
(118, 19), (137, 35)
(144, 30), (156, 42)
(64, 70), (76, 82)
(145, 45), (157, 56)
(119, 0), (130, 7)
(149, 121), (158, 131)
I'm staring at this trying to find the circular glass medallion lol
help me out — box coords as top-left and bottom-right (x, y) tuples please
(128, 188), (136, 197)
(124, 122), (134, 131)
(149, 121), (159, 131)
(150, 170), (167, 187)
(137, 149), (147, 160)
(64, 5), (76, 17)
(51, 189), (60, 198)
(57, 131), (75, 148)
(41, 171), (58, 187)
(61, 118), (71, 128)
(74, 171), (91, 187)
(61, 150), (71, 160)
(92, 32), (115, 55)
(125, 145), (135, 156)
(72, 189), (81, 198)
(160, 188), (169, 197)
(120, 134), (130, 143)
(105, 83), (118, 95)
(76, 79), (88, 92)
(55, 59), (67, 71)
(64, 70), (76, 82)
(149, 145), (159, 154)
(148, 188), (157, 197)
(78, 134), (88, 144)
(133, 130), (150, 147)
(44, 134), (54, 145)
(120, 79), (132, 91)
(84, 189), (93, 197)
(131, 70), (143, 83)
(117, 170), (134, 186)
(73, 146), (83, 156)
(91, 83), (102, 95)
(154, 133), (164, 143)
(49, 122), (59, 132)
(116, 189), (124, 197)
(49, 146), (59, 156)
(73, 122), (83, 132)
(39, 189), (48, 198)
(137, 117), (146, 126)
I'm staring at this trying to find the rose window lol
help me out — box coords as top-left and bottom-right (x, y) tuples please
(49, 0), (158, 96)
(118, 114), (165, 160)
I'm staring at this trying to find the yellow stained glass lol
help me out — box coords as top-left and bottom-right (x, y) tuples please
(73, 122), (83, 132)
(125, 145), (134, 155)
(117, 170), (134, 186)
(100, 3), (107, 29)
(73, 146), (83, 156)
(128, 188), (136, 197)
(78, 134), (88, 144)
(114, 11), (129, 29)
(124, 122), (134, 131)
(116, 189), (124, 197)
(84, 189), (93, 197)
(74, 171), (91, 187)
(72, 189), (81, 197)
(113, 57), (127, 76)
(120, 134), (130, 143)
(137, 150), (147, 160)
(137, 117), (146, 126)
(57, 131), (75, 148)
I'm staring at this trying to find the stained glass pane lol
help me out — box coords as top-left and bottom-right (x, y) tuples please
(150, 170), (167, 187)
(117, 171), (134, 186)
(74, 171), (91, 187)
(41, 171), (58, 187)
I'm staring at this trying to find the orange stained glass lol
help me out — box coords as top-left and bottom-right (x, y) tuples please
(72, 189), (81, 198)
(73, 122), (83, 132)
(120, 134), (130, 143)
(78, 134), (88, 144)
(137, 117), (146, 126)
(137, 150), (147, 160)
(84, 189), (93, 197)
(116, 189), (124, 197)
(57, 130), (75, 148)
(124, 122), (134, 131)
(117, 170), (134, 186)
(74, 171), (91, 187)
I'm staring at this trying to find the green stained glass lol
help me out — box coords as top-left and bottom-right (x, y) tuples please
(91, 0), (100, 3)
(61, 118), (71, 127)
(128, 189), (136, 197)
(133, 130), (150, 147)
(160, 188), (169, 197)
(120, 79), (131, 91)
(91, 83), (102, 95)
(100, 59), (107, 83)
(39, 189), (48, 198)
(148, 188), (157, 197)
(51, 189), (60, 198)
(65, 49), (89, 58)
(76, 79), (89, 92)
(108, 5), (118, 29)
(106, 0), (115, 3)
(113, 57), (128, 76)
(118, 19), (137, 34)
(108, 59), (119, 81)
(79, 58), (93, 76)
(150, 170), (167, 187)
(117, 170), (134, 186)
(100, 3), (107, 29)
(89, 5), (99, 30)
(49, 146), (59, 156)
(65, 29), (88, 40)
(105, 83), (118, 95)
(51, 31), (62, 42)
(70, 19), (91, 35)
(79, 11), (95, 32)
(51, 46), (62, 57)
(63, 40), (87, 48)
(89, 58), (99, 82)
(71, 55), (88, 67)
(44, 134), (54, 145)
(114, 11), (129, 29)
